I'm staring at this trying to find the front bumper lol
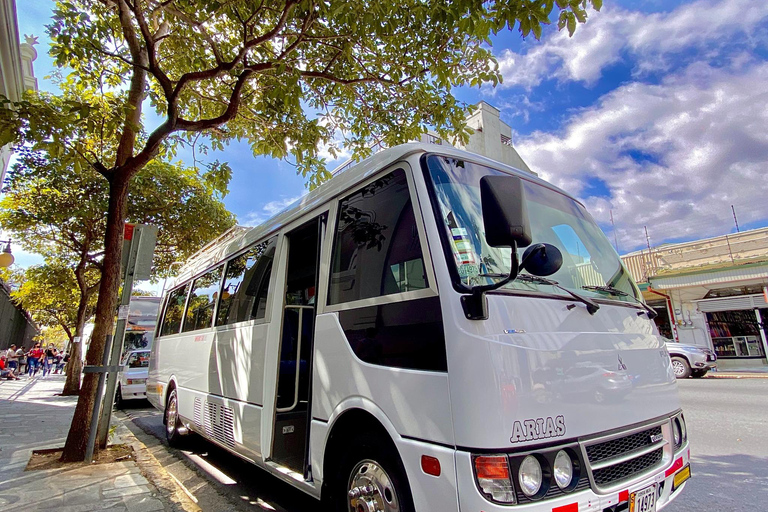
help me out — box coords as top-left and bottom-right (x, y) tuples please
(455, 415), (690, 512)
(457, 448), (690, 512)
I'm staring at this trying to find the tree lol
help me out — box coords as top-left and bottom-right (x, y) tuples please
(1, 0), (600, 461)
(0, 118), (235, 395)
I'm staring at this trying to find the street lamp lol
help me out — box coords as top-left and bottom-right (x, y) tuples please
(0, 240), (15, 267)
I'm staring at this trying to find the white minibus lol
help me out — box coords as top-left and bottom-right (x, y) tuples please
(148, 143), (690, 512)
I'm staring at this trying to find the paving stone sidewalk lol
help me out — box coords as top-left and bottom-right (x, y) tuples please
(0, 374), (187, 512)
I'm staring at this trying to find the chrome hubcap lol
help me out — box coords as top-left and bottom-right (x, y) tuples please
(672, 361), (685, 376)
(348, 460), (399, 512)
(166, 394), (178, 435)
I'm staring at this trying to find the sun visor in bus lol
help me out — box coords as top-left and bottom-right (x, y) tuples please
(480, 175), (532, 248)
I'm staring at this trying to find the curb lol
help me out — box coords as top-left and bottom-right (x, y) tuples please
(704, 373), (768, 379)
(114, 413), (202, 512)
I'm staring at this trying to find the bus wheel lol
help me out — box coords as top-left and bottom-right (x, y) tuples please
(671, 357), (691, 379)
(164, 388), (185, 447)
(338, 433), (414, 512)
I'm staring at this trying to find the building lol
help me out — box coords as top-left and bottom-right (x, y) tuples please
(333, 101), (534, 176)
(0, 0), (38, 183)
(622, 227), (768, 369)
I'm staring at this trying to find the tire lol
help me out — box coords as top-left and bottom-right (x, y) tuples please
(671, 357), (691, 379)
(333, 432), (415, 512)
(691, 369), (708, 378)
(164, 388), (185, 447)
(114, 385), (124, 409)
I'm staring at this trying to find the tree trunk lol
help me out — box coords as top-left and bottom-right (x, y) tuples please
(61, 319), (86, 395)
(61, 261), (96, 395)
(60, 174), (131, 462)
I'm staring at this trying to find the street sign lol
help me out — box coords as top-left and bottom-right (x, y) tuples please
(121, 224), (158, 280)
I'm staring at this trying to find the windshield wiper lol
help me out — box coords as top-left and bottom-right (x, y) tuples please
(582, 285), (628, 296)
(581, 285), (658, 319)
(515, 274), (600, 315)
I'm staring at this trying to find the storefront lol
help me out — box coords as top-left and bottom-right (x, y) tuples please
(695, 293), (768, 361)
(648, 266), (768, 369)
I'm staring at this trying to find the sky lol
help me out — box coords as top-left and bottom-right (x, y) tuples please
(10, 0), (768, 274)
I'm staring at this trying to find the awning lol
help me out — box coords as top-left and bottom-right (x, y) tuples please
(649, 263), (768, 290)
(694, 294), (768, 313)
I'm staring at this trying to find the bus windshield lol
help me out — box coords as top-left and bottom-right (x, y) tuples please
(425, 155), (640, 303)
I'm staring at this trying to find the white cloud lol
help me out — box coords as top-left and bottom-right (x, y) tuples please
(515, 59), (768, 252)
(496, 0), (768, 89)
(240, 193), (307, 227)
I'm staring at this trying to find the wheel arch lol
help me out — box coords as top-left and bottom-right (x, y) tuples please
(320, 398), (404, 499)
(161, 376), (179, 424)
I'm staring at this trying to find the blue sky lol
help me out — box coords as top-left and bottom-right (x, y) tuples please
(11, 0), (768, 273)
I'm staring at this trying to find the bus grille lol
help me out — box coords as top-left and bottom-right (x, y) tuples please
(592, 448), (663, 486)
(584, 425), (666, 490)
(586, 426), (661, 463)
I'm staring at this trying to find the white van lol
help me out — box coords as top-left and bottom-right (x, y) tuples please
(116, 349), (150, 407)
(148, 143), (689, 512)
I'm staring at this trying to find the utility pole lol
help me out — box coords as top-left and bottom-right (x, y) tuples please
(731, 205), (740, 233)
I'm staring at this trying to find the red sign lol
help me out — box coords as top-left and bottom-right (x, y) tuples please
(124, 223), (135, 241)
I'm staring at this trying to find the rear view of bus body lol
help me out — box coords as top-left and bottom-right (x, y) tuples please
(148, 143), (690, 512)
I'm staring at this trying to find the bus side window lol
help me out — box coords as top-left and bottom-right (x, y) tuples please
(216, 237), (277, 326)
(159, 284), (189, 337)
(328, 168), (428, 305)
(182, 265), (223, 332)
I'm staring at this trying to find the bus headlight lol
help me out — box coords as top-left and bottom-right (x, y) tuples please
(519, 455), (543, 497)
(672, 417), (682, 448)
(553, 450), (573, 489)
(679, 414), (687, 442)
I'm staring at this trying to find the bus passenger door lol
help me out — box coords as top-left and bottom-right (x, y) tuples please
(270, 216), (322, 475)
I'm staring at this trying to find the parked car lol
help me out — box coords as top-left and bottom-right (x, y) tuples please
(116, 349), (150, 407)
(665, 339), (717, 378)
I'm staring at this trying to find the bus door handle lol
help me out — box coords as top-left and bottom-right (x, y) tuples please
(276, 305), (313, 413)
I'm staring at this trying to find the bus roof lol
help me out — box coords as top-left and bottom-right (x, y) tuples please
(169, 142), (569, 288)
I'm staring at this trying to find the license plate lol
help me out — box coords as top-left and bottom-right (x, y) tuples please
(630, 484), (656, 512)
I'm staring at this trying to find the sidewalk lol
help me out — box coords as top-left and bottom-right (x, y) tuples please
(0, 374), (192, 512)
(705, 366), (768, 379)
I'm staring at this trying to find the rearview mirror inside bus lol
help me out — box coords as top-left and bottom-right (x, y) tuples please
(480, 175), (532, 248)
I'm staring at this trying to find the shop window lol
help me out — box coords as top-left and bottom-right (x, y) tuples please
(216, 237), (277, 325)
(707, 310), (765, 358)
(159, 284), (189, 337)
(183, 265), (223, 332)
(328, 169), (428, 305)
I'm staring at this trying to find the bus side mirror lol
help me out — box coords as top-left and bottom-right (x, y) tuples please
(480, 175), (532, 248)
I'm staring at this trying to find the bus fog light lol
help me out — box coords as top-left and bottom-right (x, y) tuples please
(553, 450), (573, 489)
(474, 455), (516, 503)
(519, 455), (543, 497)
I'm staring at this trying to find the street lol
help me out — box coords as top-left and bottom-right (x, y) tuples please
(121, 378), (768, 511)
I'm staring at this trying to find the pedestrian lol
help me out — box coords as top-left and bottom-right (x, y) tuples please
(0, 355), (19, 380)
(5, 344), (18, 374)
(16, 346), (26, 375)
(55, 351), (66, 374)
(27, 343), (43, 377)
(42, 344), (58, 377)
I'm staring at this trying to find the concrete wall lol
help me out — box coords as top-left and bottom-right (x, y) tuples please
(0, 283), (38, 351)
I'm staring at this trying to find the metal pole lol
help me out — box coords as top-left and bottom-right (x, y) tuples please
(731, 205), (740, 233)
(96, 227), (142, 449)
(85, 333), (113, 463)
